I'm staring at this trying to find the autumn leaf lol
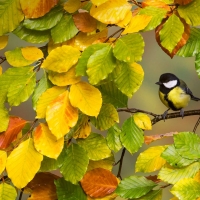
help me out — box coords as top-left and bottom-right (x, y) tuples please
(21, 46), (44, 61)
(20, 0), (59, 18)
(69, 81), (102, 117)
(6, 138), (43, 188)
(63, 0), (81, 13)
(33, 123), (64, 159)
(0, 116), (27, 149)
(0, 151), (7, 174)
(133, 112), (152, 130)
(73, 12), (97, 33)
(81, 168), (118, 198)
(41, 45), (80, 73)
(0, 183), (17, 200)
(0, 35), (9, 50)
(46, 90), (78, 140)
(25, 172), (59, 200)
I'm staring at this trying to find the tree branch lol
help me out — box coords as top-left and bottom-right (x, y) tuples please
(0, 56), (6, 64)
(104, 28), (124, 43)
(193, 116), (200, 133)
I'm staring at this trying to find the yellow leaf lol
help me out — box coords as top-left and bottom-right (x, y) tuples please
(64, 0), (81, 13)
(73, 114), (91, 139)
(122, 15), (152, 35)
(36, 86), (66, 119)
(135, 146), (167, 173)
(194, 170), (200, 183)
(0, 35), (9, 50)
(90, 0), (132, 24)
(33, 123), (64, 159)
(47, 39), (62, 54)
(48, 66), (81, 86)
(117, 10), (132, 28)
(91, 0), (108, 6)
(73, 29), (108, 51)
(0, 150), (7, 174)
(41, 45), (81, 73)
(87, 192), (118, 200)
(0, 65), (2, 75)
(170, 197), (179, 200)
(6, 138), (43, 188)
(69, 81), (102, 117)
(133, 112), (152, 130)
(46, 90), (78, 140)
(21, 46), (44, 61)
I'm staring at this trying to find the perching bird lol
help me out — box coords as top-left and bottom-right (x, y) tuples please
(156, 73), (200, 119)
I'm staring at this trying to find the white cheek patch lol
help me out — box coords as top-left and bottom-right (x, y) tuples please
(163, 80), (178, 88)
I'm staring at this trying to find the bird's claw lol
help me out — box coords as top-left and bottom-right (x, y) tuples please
(180, 109), (184, 118)
(162, 109), (170, 122)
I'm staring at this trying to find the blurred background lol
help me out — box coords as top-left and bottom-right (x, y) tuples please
(0, 29), (199, 199)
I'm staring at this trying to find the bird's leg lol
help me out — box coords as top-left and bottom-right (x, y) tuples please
(162, 108), (170, 121)
(180, 108), (184, 118)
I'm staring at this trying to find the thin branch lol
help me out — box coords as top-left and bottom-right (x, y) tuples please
(19, 188), (24, 200)
(130, 0), (142, 8)
(0, 56), (6, 64)
(117, 108), (157, 117)
(193, 116), (200, 133)
(104, 28), (124, 43)
(116, 148), (126, 180)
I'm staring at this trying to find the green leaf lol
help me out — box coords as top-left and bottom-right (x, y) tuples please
(32, 70), (53, 110)
(90, 103), (119, 131)
(130, 189), (162, 200)
(97, 82), (128, 108)
(195, 53), (200, 78)
(116, 176), (157, 199)
(51, 13), (78, 43)
(174, 132), (200, 160)
(0, 67), (36, 107)
(39, 156), (58, 172)
(87, 44), (116, 85)
(161, 144), (195, 168)
(106, 124), (122, 153)
(5, 47), (33, 67)
(171, 178), (200, 200)
(135, 146), (167, 173)
(158, 162), (200, 184)
(0, 183), (17, 200)
(114, 61), (144, 97)
(0, 0), (24, 36)
(8, 67), (36, 106)
(177, 27), (200, 57)
(120, 116), (144, 154)
(13, 24), (50, 44)
(55, 178), (87, 200)
(159, 14), (184, 53)
(113, 33), (144, 63)
(23, 5), (63, 31)
(0, 107), (9, 132)
(138, 6), (168, 31)
(60, 143), (89, 184)
(178, 0), (200, 26)
(77, 132), (112, 161)
(76, 43), (108, 76)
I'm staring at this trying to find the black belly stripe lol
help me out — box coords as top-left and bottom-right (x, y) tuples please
(164, 94), (180, 111)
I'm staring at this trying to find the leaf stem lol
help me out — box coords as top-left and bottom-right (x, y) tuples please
(0, 56), (6, 64)
(104, 28), (124, 43)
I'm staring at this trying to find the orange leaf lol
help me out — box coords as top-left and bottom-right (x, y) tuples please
(0, 116), (26, 149)
(20, 0), (59, 18)
(174, 0), (192, 5)
(155, 13), (190, 58)
(81, 168), (118, 198)
(146, 175), (161, 183)
(142, 0), (171, 11)
(144, 132), (178, 145)
(73, 12), (97, 33)
(25, 172), (59, 200)
(46, 90), (78, 140)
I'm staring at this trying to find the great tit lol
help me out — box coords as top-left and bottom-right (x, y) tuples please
(156, 73), (200, 119)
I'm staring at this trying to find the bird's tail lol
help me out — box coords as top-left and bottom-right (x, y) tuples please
(191, 95), (200, 101)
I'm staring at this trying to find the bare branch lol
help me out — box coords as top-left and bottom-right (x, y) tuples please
(193, 116), (200, 133)
(115, 148), (126, 180)
(0, 56), (6, 64)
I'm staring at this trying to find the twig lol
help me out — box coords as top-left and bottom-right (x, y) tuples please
(116, 148), (126, 180)
(19, 188), (24, 200)
(193, 116), (200, 133)
(104, 28), (124, 43)
(0, 56), (6, 64)
(130, 0), (142, 8)
(117, 108), (157, 117)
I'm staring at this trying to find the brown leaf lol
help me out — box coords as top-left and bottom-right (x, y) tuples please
(25, 172), (59, 200)
(146, 175), (161, 183)
(73, 12), (97, 33)
(81, 168), (118, 198)
(174, 0), (193, 5)
(0, 116), (27, 149)
(155, 13), (190, 58)
(20, 0), (59, 18)
(144, 131), (178, 145)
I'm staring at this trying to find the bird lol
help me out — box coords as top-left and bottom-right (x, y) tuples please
(155, 73), (200, 120)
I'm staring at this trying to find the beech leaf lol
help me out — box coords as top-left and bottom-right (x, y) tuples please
(0, 35), (9, 50)
(0, 183), (17, 200)
(0, 151), (7, 174)
(133, 112), (152, 130)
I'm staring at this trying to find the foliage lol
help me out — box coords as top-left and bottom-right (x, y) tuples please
(0, 0), (200, 199)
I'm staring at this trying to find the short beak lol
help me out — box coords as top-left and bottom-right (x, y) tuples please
(155, 81), (162, 85)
